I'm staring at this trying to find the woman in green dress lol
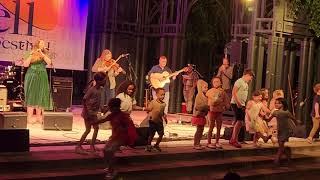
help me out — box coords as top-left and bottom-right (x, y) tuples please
(24, 39), (53, 123)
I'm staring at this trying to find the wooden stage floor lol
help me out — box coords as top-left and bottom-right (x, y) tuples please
(27, 108), (225, 146)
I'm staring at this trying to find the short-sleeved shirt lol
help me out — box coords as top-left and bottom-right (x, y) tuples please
(116, 93), (137, 114)
(147, 99), (166, 123)
(311, 95), (320, 117)
(148, 65), (172, 92)
(81, 86), (103, 120)
(231, 78), (248, 106)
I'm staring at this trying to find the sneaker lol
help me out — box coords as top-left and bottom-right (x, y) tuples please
(207, 143), (216, 149)
(215, 143), (222, 149)
(75, 146), (89, 155)
(145, 145), (152, 152)
(194, 145), (205, 150)
(153, 145), (162, 152)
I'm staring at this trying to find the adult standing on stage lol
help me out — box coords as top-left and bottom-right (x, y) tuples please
(24, 39), (53, 124)
(92, 49), (125, 105)
(182, 66), (199, 114)
(148, 56), (176, 114)
(217, 58), (233, 95)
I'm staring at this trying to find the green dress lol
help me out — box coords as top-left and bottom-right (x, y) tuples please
(24, 59), (53, 110)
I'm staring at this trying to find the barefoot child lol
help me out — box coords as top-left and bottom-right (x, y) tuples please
(268, 98), (299, 164)
(306, 83), (320, 143)
(75, 72), (106, 154)
(206, 77), (229, 149)
(191, 79), (209, 150)
(95, 98), (137, 178)
(145, 88), (167, 152)
(246, 91), (271, 147)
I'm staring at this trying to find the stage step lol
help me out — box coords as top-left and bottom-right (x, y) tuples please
(0, 143), (320, 179)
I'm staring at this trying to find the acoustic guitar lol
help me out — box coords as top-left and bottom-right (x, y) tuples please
(149, 66), (191, 89)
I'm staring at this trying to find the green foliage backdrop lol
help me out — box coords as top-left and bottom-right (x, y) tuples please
(289, 0), (320, 37)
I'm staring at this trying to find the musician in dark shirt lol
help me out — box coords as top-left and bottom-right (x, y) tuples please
(147, 56), (176, 114)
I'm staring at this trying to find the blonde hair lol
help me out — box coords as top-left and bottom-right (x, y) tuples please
(272, 89), (284, 99)
(99, 49), (112, 60)
(313, 83), (320, 93)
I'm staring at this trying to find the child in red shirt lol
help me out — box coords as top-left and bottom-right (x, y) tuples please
(95, 98), (137, 178)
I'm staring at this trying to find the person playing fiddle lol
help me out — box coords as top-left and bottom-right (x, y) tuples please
(92, 49), (126, 105)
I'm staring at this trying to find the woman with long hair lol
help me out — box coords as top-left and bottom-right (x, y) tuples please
(24, 39), (53, 123)
(92, 49), (126, 105)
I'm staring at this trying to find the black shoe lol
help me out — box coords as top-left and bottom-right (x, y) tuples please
(153, 145), (162, 152)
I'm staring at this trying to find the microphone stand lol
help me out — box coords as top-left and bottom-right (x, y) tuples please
(126, 55), (137, 83)
(193, 66), (204, 79)
(49, 61), (56, 112)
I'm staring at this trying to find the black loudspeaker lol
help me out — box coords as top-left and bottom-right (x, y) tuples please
(52, 76), (73, 111)
(43, 112), (73, 131)
(0, 112), (27, 129)
(134, 127), (149, 146)
(0, 129), (29, 152)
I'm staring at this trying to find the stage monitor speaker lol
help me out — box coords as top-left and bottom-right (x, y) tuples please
(0, 112), (27, 129)
(52, 76), (73, 111)
(0, 129), (29, 152)
(43, 112), (73, 131)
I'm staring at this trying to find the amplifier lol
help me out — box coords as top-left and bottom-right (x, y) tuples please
(52, 76), (73, 88)
(0, 112), (27, 129)
(52, 76), (73, 111)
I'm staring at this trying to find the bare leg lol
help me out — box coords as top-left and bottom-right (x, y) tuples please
(275, 141), (285, 163)
(231, 121), (242, 142)
(147, 133), (155, 146)
(215, 118), (222, 144)
(155, 134), (163, 146)
(91, 124), (99, 151)
(35, 107), (43, 124)
(78, 122), (91, 147)
(27, 107), (35, 124)
(208, 113), (215, 144)
(194, 126), (204, 146)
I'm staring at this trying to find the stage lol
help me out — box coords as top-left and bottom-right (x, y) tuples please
(27, 107), (230, 146)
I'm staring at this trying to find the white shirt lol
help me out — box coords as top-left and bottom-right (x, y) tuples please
(231, 78), (248, 106)
(116, 93), (137, 113)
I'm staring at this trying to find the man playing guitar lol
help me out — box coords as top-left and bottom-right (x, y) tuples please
(147, 56), (180, 114)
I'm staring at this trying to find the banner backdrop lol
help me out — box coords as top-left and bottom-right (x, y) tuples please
(0, 0), (89, 70)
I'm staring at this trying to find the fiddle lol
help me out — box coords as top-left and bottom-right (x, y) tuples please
(103, 53), (128, 73)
